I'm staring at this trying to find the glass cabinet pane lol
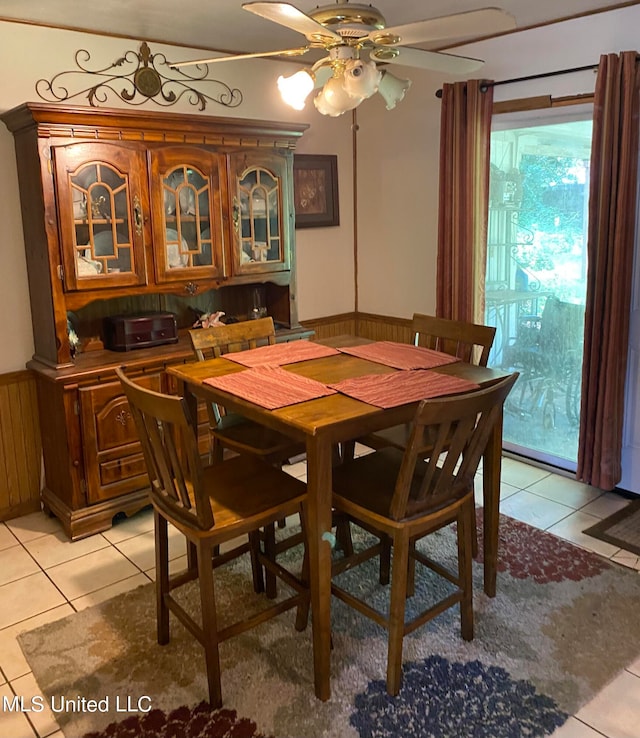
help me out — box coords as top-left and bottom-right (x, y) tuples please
(238, 167), (282, 265)
(149, 148), (225, 283)
(71, 163), (135, 278)
(162, 165), (212, 269)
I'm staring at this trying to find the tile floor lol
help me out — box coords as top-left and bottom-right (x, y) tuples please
(1, 453), (639, 738)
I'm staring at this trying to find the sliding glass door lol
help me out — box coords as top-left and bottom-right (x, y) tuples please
(485, 108), (592, 470)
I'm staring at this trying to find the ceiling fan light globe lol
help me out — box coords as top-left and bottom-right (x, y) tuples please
(342, 59), (381, 100)
(277, 69), (315, 110)
(314, 75), (362, 116)
(377, 69), (411, 110)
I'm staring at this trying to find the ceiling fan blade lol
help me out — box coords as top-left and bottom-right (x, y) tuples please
(243, 2), (342, 44)
(368, 8), (516, 47)
(372, 47), (485, 75)
(171, 47), (309, 69)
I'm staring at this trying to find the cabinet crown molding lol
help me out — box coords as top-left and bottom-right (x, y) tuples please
(2, 102), (309, 149)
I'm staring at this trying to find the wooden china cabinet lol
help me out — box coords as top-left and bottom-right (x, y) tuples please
(2, 102), (310, 539)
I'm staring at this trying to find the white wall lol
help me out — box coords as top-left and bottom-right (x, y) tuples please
(354, 4), (640, 319)
(0, 124), (30, 370)
(0, 21), (354, 372)
(355, 69), (447, 318)
(291, 113), (354, 321)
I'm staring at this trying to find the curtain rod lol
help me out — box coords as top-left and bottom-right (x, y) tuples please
(435, 62), (599, 98)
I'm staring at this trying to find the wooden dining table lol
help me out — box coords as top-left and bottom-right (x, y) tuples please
(166, 335), (510, 702)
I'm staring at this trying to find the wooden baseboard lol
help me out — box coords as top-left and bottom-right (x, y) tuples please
(0, 499), (41, 522)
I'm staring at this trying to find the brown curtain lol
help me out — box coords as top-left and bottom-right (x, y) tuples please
(577, 51), (640, 489)
(436, 79), (494, 324)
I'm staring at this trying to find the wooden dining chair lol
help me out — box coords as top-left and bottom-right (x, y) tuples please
(115, 367), (309, 708)
(188, 317), (306, 465)
(342, 314), (497, 460)
(339, 314), (497, 559)
(330, 373), (518, 696)
(412, 313), (496, 365)
(188, 317), (306, 598)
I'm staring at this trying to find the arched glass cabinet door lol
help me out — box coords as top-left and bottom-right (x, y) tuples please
(53, 143), (149, 291)
(229, 151), (292, 276)
(149, 147), (226, 285)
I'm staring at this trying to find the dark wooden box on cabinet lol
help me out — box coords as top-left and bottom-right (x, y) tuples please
(104, 312), (178, 351)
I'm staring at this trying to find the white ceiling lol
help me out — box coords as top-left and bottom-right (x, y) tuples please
(0, 1), (633, 59)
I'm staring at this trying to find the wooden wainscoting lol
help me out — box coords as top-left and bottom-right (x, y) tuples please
(301, 312), (413, 342)
(355, 312), (412, 342)
(301, 312), (357, 340)
(0, 370), (42, 521)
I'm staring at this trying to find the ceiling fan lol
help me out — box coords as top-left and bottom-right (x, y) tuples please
(173, 1), (516, 116)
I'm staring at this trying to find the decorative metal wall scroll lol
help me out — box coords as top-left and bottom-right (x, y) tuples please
(36, 42), (243, 110)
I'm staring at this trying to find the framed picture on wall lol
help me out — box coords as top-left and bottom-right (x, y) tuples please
(293, 154), (340, 228)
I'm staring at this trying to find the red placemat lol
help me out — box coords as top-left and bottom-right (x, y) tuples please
(328, 370), (480, 408)
(337, 341), (460, 370)
(224, 341), (340, 367)
(203, 366), (337, 410)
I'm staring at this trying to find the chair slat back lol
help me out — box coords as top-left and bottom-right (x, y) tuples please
(188, 317), (277, 426)
(189, 317), (276, 361)
(411, 313), (496, 366)
(389, 373), (518, 520)
(116, 367), (213, 531)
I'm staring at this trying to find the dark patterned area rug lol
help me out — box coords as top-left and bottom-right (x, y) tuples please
(83, 703), (272, 738)
(17, 514), (640, 738)
(583, 498), (640, 556)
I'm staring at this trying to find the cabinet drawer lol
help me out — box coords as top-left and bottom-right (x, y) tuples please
(99, 451), (148, 486)
(79, 372), (162, 504)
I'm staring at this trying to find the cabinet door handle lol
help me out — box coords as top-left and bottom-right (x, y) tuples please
(133, 195), (143, 237)
(232, 197), (240, 234)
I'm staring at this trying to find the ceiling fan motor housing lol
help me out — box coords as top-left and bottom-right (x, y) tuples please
(309, 2), (386, 37)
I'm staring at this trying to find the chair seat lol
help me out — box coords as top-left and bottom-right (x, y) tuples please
(333, 447), (469, 523)
(167, 455), (306, 542)
(357, 423), (413, 453)
(358, 422), (455, 458)
(213, 412), (305, 460)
